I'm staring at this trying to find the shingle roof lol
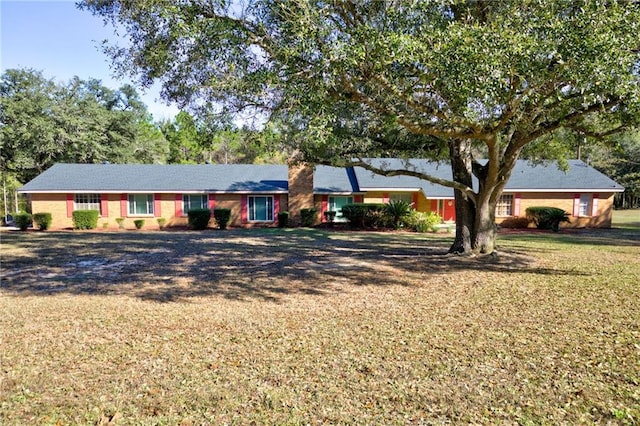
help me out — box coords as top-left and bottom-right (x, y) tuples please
(313, 166), (361, 193)
(354, 158), (624, 197)
(19, 159), (623, 195)
(19, 163), (289, 193)
(354, 159), (454, 197)
(507, 160), (624, 191)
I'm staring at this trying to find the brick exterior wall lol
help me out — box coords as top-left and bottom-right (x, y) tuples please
(30, 193), (70, 229)
(29, 192), (289, 230)
(288, 162), (315, 226)
(313, 195), (325, 224)
(214, 194), (244, 227)
(25, 189), (617, 230)
(495, 191), (616, 228)
(30, 193), (177, 230)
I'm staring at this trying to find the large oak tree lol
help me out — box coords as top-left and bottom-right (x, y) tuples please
(81, 0), (640, 254)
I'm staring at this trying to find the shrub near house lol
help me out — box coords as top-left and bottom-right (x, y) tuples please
(213, 209), (231, 230)
(14, 212), (32, 231)
(188, 209), (212, 230)
(384, 200), (413, 229)
(300, 208), (318, 227)
(405, 211), (442, 233)
(277, 211), (289, 228)
(341, 204), (386, 229)
(526, 207), (571, 232)
(33, 213), (52, 230)
(72, 210), (99, 230)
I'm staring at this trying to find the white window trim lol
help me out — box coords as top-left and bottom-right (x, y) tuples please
(74, 193), (102, 215)
(128, 194), (154, 217)
(496, 194), (514, 217)
(248, 195), (274, 222)
(578, 194), (591, 217)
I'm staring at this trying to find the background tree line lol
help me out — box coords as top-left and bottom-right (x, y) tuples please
(0, 68), (287, 216)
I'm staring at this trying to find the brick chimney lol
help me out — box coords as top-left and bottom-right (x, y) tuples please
(288, 158), (315, 226)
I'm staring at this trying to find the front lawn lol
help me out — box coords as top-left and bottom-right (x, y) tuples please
(613, 208), (640, 230)
(1, 227), (638, 424)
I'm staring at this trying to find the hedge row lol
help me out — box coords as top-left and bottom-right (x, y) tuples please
(340, 203), (443, 232)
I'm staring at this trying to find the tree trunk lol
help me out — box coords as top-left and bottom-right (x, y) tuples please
(448, 139), (474, 254)
(449, 188), (474, 254)
(449, 179), (499, 255)
(447, 139), (499, 255)
(472, 195), (497, 254)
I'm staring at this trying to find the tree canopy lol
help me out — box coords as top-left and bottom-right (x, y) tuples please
(159, 110), (288, 164)
(0, 68), (168, 183)
(78, 1), (640, 253)
(0, 67), (287, 216)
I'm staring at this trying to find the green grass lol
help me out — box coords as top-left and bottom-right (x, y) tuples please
(613, 209), (640, 230)
(1, 226), (639, 425)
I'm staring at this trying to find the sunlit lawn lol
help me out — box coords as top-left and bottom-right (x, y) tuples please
(1, 213), (638, 424)
(612, 208), (640, 230)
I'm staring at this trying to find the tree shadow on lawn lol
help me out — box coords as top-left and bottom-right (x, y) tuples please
(1, 229), (588, 303)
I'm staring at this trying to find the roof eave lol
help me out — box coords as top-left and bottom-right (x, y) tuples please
(358, 187), (422, 192)
(18, 189), (289, 194)
(314, 191), (365, 195)
(505, 188), (625, 193)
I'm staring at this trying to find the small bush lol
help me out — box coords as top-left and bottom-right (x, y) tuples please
(526, 207), (570, 232)
(366, 208), (387, 229)
(14, 212), (32, 231)
(188, 208), (212, 230)
(300, 208), (318, 227)
(213, 208), (231, 230)
(157, 218), (166, 229)
(404, 211), (442, 233)
(341, 204), (363, 228)
(33, 213), (52, 231)
(384, 200), (413, 229)
(72, 210), (99, 230)
(500, 217), (531, 229)
(323, 211), (337, 226)
(102, 222), (109, 229)
(341, 204), (386, 229)
(116, 217), (125, 229)
(277, 211), (289, 228)
(134, 219), (145, 229)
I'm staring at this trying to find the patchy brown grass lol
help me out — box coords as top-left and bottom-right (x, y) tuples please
(1, 227), (639, 425)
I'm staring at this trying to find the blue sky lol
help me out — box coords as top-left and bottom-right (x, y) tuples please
(1, 0), (179, 120)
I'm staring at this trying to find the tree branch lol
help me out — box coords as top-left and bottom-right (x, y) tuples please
(345, 158), (476, 199)
(518, 98), (620, 149)
(566, 123), (627, 139)
(338, 77), (487, 140)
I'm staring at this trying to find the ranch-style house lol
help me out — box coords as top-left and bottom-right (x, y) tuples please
(18, 159), (624, 230)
